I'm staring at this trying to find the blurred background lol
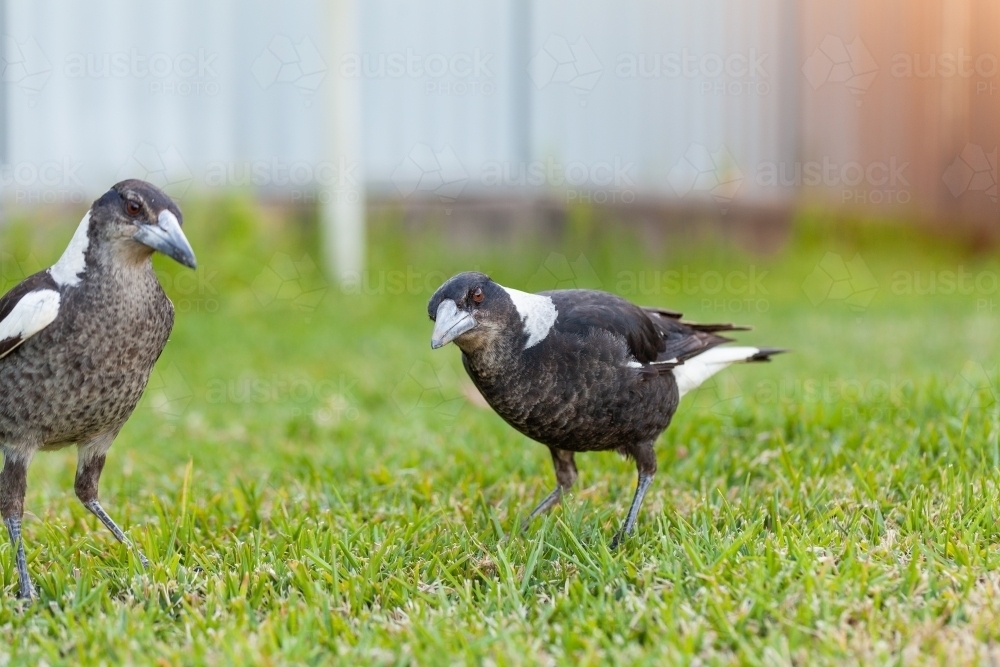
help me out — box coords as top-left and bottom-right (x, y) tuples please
(0, 0), (996, 277)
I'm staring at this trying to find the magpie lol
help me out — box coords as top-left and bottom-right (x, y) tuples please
(0, 179), (195, 599)
(428, 272), (783, 549)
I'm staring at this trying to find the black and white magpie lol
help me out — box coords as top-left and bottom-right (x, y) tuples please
(429, 272), (783, 549)
(0, 179), (195, 599)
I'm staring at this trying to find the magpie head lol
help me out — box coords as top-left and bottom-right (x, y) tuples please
(428, 271), (519, 352)
(90, 179), (196, 269)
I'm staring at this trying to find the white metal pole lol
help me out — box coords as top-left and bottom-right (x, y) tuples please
(322, 0), (365, 284)
(0, 0), (7, 222)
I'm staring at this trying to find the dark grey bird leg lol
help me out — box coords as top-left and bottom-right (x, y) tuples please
(610, 442), (658, 550)
(75, 451), (149, 569)
(0, 453), (34, 600)
(522, 447), (578, 530)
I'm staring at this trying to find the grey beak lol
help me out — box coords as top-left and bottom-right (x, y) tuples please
(133, 210), (197, 269)
(431, 299), (477, 349)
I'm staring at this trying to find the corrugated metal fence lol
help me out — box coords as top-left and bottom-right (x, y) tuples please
(0, 0), (996, 233)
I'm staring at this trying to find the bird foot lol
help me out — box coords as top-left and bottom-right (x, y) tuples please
(609, 530), (627, 551)
(83, 499), (150, 570)
(16, 583), (35, 602)
(522, 487), (565, 534)
(518, 514), (537, 535)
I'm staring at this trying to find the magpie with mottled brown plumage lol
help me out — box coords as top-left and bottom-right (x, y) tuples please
(429, 272), (784, 549)
(0, 179), (195, 599)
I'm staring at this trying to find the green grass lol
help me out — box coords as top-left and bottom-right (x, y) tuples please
(1, 201), (1000, 664)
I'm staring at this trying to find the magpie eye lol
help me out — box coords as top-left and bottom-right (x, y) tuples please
(125, 200), (142, 216)
(472, 287), (484, 303)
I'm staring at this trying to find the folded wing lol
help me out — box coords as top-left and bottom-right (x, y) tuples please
(545, 290), (748, 365)
(544, 289), (782, 392)
(0, 272), (61, 360)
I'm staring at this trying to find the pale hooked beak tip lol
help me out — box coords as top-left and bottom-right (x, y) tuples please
(430, 299), (476, 349)
(134, 209), (196, 270)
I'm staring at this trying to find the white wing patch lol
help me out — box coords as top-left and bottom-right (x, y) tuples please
(501, 285), (558, 349)
(673, 346), (760, 397)
(0, 290), (61, 359)
(49, 211), (91, 287)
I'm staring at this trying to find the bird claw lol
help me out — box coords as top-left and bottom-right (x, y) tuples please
(609, 531), (626, 551)
(138, 553), (150, 570)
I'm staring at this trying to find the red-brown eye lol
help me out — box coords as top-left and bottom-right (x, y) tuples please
(125, 200), (141, 216)
(472, 287), (484, 303)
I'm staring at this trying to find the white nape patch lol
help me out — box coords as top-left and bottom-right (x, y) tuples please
(500, 285), (558, 349)
(49, 211), (91, 286)
(673, 346), (760, 397)
(0, 289), (61, 358)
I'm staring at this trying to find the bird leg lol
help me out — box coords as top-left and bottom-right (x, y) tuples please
(610, 442), (658, 550)
(0, 452), (34, 600)
(75, 451), (149, 569)
(522, 447), (578, 530)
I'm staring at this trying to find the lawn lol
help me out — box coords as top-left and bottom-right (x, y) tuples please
(1, 200), (999, 665)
